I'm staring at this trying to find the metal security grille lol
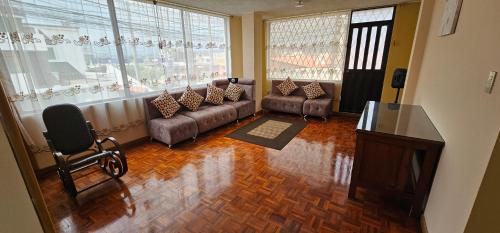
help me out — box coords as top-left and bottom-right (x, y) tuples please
(266, 11), (350, 82)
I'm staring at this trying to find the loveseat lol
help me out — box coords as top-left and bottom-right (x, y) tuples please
(143, 79), (255, 147)
(261, 80), (335, 120)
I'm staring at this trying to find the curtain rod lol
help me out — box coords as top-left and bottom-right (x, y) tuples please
(154, 0), (231, 17)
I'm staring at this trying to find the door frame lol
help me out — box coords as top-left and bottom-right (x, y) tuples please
(0, 80), (55, 232)
(340, 6), (396, 113)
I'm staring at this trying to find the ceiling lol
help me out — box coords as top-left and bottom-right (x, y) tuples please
(161, 0), (418, 19)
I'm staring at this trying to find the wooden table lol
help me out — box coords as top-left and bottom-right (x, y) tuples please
(348, 101), (444, 217)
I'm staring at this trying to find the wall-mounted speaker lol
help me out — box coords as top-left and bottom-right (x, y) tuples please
(391, 68), (407, 103)
(391, 68), (407, 89)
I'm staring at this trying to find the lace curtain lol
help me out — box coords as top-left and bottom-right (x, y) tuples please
(114, 0), (229, 94)
(0, 0), (230, 169)
(0, 0), (125, 113)
(266, 11), (350, 82)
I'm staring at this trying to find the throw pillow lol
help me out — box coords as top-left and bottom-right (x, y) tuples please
(205, 84), (224, 105)
(224, 83), (243, 102)
(151, 91), (180, 118)
(277, 77), (298, 96)
(178, 86), (204, 111)
(302, 81), (326, 99)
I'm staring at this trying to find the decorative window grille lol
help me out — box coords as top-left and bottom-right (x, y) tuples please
(266, 11), (350, 82)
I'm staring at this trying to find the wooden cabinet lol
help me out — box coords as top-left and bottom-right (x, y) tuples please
(348, 101), (444, 217)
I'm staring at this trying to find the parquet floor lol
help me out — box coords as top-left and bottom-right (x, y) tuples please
(38, 114), (420, 233)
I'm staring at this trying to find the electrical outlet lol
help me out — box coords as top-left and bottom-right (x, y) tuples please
(485, 71), (497, 94)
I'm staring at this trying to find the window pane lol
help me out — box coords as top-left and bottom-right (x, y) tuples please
(351, 7), (394, 24)
(365, 26), (378, 70)
(267, 11), (350, 81)
(184, 12), (228, 86)
(348, 28), (358, 70)
(375, 26), (388, 70)
(357, 27), (368, 70)
(115, 0), (188, 92)
(1, 0), (124, 112)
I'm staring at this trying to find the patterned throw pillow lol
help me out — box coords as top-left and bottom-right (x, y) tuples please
(205, 84), (224, 105)
(224, 83), (243, 102)
(277, 77), (298, 96)
(151, 91), (180, 118)
(178, 86), (204, 111)
(302, 81), (326, 99)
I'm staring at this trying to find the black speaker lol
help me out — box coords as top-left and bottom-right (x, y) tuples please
(391, 68), (407, 88)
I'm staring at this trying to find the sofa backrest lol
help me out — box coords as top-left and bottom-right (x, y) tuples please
(212, 79), (255, 101)
(271, 80), (335, 99)
(143, 86), (208, 121)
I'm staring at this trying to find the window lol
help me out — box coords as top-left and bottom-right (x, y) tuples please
(114, 0), (230, 94)
(0, 0), (231, 112)
(1, 0), (123, 112)
(266, 11), (350, 82)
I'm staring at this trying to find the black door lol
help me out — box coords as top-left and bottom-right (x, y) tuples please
(339, 8), (395, 113)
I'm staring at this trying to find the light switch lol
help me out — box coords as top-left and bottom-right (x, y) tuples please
(485, 71), (497, 94)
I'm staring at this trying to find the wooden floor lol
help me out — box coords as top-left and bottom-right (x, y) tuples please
(39, 114), (420, 233)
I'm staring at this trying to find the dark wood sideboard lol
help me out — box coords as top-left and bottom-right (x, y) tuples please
(349, 101), (444, 217)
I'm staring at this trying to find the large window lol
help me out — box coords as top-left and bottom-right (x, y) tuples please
(266, 11), (350, 82)
(0, 0), (231, 112)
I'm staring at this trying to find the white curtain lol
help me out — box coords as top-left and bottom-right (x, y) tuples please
(21, 98), (147, 169)
(0, 0), (231, 169)
(0, 0), (144, 169)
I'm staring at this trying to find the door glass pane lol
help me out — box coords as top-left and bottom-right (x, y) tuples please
(357, 27), (368, 70)
(365, 26), (378, 70)
(348, 28), (358, 70)
(351, 7), (394, 24)
(375, 26), (388, 70)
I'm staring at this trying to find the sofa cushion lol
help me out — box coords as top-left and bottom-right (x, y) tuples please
(149, 114), (198, 145)
(276, 77), (298, 96)
(302, 81), (326, 99)
(151, 91), (181, 118)
(178, 86), (204, 111)
(224, 100), (255, 119)
(224, 83), (243, 102)
(180, 105), (237, 133)
(205, 84), (224, 105)
(262, 94), (305, 115)
(303, 98), (333, 117)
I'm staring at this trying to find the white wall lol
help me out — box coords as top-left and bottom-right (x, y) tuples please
(0, 124), (44, 233)
(402, 0), (500, 232)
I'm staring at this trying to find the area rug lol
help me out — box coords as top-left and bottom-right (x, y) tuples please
(226, 116), (306, 150)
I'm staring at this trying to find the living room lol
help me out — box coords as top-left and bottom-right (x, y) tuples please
(0, 0), (499, 233)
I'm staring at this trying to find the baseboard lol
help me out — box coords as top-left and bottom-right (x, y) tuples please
(35, 136), (149, 179)
(420, 214), (429, 233)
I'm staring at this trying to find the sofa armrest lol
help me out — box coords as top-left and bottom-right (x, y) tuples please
(143, 95), (162, 125)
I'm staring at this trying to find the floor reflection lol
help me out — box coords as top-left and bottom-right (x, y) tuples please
(333, 153), (353, 186)
(39, 116), (419, 233)
(266, 138), (335, 185)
